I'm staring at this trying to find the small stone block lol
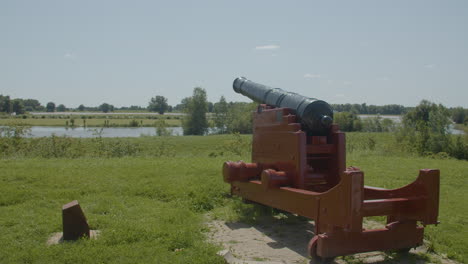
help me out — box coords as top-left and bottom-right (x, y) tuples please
(62, 200), (90, 241)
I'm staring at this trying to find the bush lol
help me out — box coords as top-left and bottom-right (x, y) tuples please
(360, 116), (396, 132)
(0, 124), (144, 159)
(183, 88), (208, 135)
(451, 107), (467, 124)
(396, 100), (467, 160)
(334, 112), (361, 131)
(225, 102), (256, 134)
(155, 119), (171, 136)
(450, 136), (468, 160)
(129, 119), (140, 127)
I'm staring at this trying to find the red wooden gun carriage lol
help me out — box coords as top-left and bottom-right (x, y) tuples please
(223, 77), (440, 263)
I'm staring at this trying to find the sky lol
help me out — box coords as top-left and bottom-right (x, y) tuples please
(1, 0), (467, 108)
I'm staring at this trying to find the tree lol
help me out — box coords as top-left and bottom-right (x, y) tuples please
(56, 104), (66, 112)
(451, 107), (466, 124)
(399, 100), (451, 155)
(0, 95), (11, 113)
(213, 96), (229, 133)
(174, 97), (190, 112)
(183, 87), (208, 135)
(11, 99), (25, 114)
(46, 102), (56, 112)
(23, 99), (42, 111)
(77, 104), (85, 111)
(148, 95), (168, 114)
(225, 102), (256, 134)
(334, 112), (361, 132)
(207, 102), (214, 113)
(98, 103), (114, 113)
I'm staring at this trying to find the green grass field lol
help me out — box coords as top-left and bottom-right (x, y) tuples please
(0, 134), (466, 263)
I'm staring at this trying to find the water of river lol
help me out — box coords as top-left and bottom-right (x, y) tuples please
(357, 115), (464, 135)
(21, 124), (463, 138)
(24, 126), (184, 138)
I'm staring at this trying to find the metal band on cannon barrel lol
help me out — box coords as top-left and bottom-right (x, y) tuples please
(233, 77), (333, 135)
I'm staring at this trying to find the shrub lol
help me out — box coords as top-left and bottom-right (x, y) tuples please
(396, 100), (466, 160)
(450, 136), (468, 160)
(155, 119), (171, 136)
(225, 102), (256, 134)
(183, 88), (208, 135)
(334, 112), (361, 132)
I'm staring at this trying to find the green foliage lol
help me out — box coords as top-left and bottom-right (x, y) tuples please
(0, 95), (11, 113)
(11, 99), (25, 114)
(207, 101), (214, 113)
(56, 104), (66, 112)
(396, 101), (468, 160)
(333, 112), (361, 131)
(77, 104), (85, 111)
(0, 123), (31, 155)
(183, 87), (208, 135)
(24, 99), (44, 111)
(155, 119), (172, 137)
(221, 133), (251, 156)
(46, 102), (55, 112)
(450, 135), (468, 160)
(148, 95), (169, 114)
(450, 106), (467, 124)
(225, 102), (256, 134)
(128, 119), (140, 127)
(361, 116), (396, 132)
(213, 96), (228, 133)
(397, 100), (459, 158)
(173, 97), (190, 112)
(332, 103), (407, 115)
(98, 103), (114, 113)
(346, 133), (380, 153)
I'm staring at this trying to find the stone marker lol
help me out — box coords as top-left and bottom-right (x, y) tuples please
(62, 200), (90, 241)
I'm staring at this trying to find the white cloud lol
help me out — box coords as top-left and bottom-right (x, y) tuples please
(335, 93), (345, 97)
(304, 73), (321, 79)
(377, 77), (390, 81)
(424, 63), (436, 69)
(343, 81), (352, 85)
(255, 45), (280, 50)
(64, 52), (77, 60)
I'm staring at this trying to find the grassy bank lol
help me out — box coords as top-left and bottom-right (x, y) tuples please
(0, 134), (466, 262)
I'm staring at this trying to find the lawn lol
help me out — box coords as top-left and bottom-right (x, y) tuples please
(0, 133), (466, 263)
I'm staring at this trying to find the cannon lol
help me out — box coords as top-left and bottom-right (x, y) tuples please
(233, 77), (333, 135)
(223, 78), (440, 263)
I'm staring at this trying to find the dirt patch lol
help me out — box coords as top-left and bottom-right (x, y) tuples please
(47, 230), (100, 245)
(207, 215), (459, 264)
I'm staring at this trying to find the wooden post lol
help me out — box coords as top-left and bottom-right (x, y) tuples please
(62, 200), (90, 241)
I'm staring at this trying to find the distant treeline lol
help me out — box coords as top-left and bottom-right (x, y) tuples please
(1, 93), (467, 125)
(331, 103), (408, 115)
(330, 103), (467, 125)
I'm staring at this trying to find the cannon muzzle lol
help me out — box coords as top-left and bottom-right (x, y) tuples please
(233, 77), (333, 135)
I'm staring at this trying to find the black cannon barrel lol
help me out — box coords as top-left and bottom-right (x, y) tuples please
(233, 77), (333, 135)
